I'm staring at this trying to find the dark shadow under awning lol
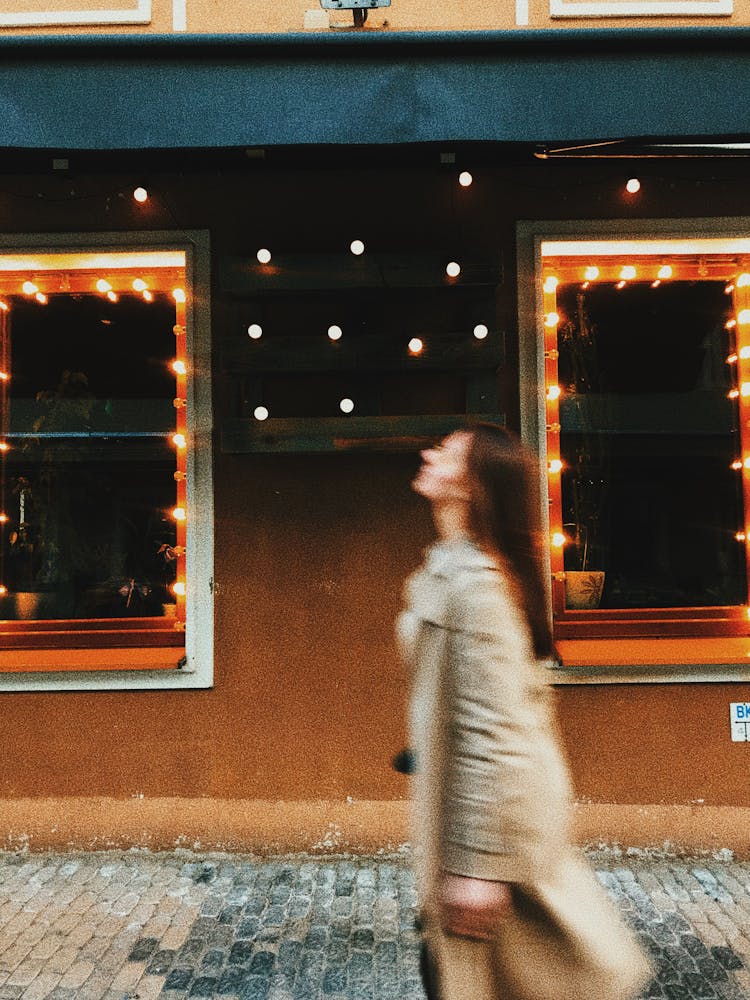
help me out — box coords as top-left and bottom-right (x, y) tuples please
(3, 27), (750, 150)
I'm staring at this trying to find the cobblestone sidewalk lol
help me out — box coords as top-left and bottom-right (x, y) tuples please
(0, 848), (749, 1000)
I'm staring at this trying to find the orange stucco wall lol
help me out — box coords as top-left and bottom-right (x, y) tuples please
(1, 153), (750, 851)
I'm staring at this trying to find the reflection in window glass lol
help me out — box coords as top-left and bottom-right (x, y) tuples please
(2, 295), (177, 620)
(557, 281), (746, 609)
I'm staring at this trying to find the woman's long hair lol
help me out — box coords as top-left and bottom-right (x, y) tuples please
(465, 423), (553, 660)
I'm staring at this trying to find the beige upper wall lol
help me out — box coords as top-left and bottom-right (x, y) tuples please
(0, 0), (744, 35)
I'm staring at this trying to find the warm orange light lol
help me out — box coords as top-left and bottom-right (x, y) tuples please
(548, 459), (563, 474)
(172, 507), (186, 522)
(741, 383), (750, 397)
(657, 265), (673, 280)
(732, 460), (743, 470)
(727, 353), (739, 364)
(172, 433), (187, 449)
(651, 280), (661, 289)
(446, 262), (461, 278)
(743, 457), (750, 470)
(546, 385), (561, 401)
(0, 301), (8, 312)
(174, 471), (187, 482)
(35, 292), (48, 305)
(736, 532), (747, 542)
(133, 187), (148, 203)
(543, 276), (559, 293)
(0, 372), (8, 381)
(408, 338), (424, 355)
(132, 278), (148, 292)
(551, 532), (567, 548)
(544, 312), (560, 328)
(171, 360), (187, 376)
(172, 288), (186, 303)
(106, 290), (118, 303)
(729, 389), (740, 399)
(142, 290), (154, 302)
(0, 442), (9, 452)
(726, 283), (736, 295)
(96, 279), (112, 293)
(0, 585), (6, 597)
(619, 266), (636, 280)
(737, 273), (750, 288)
(741, 347), (750, 360)
(0, 514), (8, 523)
(172, 581), (186, 597)
(739, 309), (750, 325)
(726, 319), (737, 329)
(584, 266), (599, 281)
(22, 281), (38, 295)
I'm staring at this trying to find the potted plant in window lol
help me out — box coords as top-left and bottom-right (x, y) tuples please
(559, 289), (608, 610)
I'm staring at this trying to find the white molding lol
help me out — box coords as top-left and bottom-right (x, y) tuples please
(0, 0), (150, 26)
(172, 0), (186, 31)
(0, 230), (213, 693)
(515, 0), (529, 25)
(550, 0), (731, 15)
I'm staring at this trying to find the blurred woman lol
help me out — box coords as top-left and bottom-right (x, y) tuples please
(397, 423), (651, 1000)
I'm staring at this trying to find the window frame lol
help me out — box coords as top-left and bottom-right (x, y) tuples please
(0, 230), (213, 692)
(517, 217), (750, 675)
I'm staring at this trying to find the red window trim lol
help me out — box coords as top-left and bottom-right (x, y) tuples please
(554, 604), (750, 640)
(0, 617), (184, 650)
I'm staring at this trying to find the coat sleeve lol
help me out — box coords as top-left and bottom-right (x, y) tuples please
(440, 567), (565, 884)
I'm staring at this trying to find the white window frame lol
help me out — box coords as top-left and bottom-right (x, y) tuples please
(0, 0), (150, 26)
(518, 215), (750, 685)
(550, 0), (730, 15)
(0, 229), (213, 692)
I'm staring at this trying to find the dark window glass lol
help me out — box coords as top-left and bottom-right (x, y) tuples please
(557, 281), (746, 609)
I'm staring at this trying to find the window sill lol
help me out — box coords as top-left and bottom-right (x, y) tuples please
(549, 636), (750, 684)
(0, 646), (184, 674)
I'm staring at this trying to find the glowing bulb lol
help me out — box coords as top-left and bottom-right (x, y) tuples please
(446, 262), (461, 278)
(651, 281), (661, 289)
(408, 338), (424, 355)
(0, 514), (8, 523)
(132, 278), (148, 292)
(726, 319), (737, 329)
(732, 460), (743, 470)
(0, 301), (8, 311)
(133, 187), (148, 203)
(743, 457), (750, 470)
(544, 312), (560, 328)
(256, 248), (272, 265)
(546, 385), (561, 401)
(35, 292), (47, 305)
(96, 279), (112, 293)
(172, 506), (186, 522)
(22, 281), (38, 295)
(0, 372), (8, 381)
(172, 582), (186, 597)
(106, 290), (118, 303)
(0, 442), (9, 452)
(328, 325), (343, 341)
(729, 389), (740, 399)
(584, 267), (599, 281)
(740, 347), (750, 360)
(142, 290), (154, 302)
(625, 178), (641, 194)
(741, 383), (750, 397)
(171, 360), (187, 376)
(616, 280), (626, 290)
(728, 354), (739, 365)
(726, 284), (735, 295)
(172, 288), (186, 304)
(551, 532), (567, 548)
(737, 532), (747, 542)
(0, 585), (6, 597)
(738, 273), (750, 288)
(172, 433), (187, 449)
(620, 266), (636, 280)
(350, 240), (365, 256)
(543, 276), (559, 293)
(738, 309), (750, 325)
(582, 281), (590, 290)
(548, 459), (563, 474)
(254, 406), (269, 421)
(247, 324), (263, 340)
(657, 265), (673, 280)
(473, 324), (489, 340)
(458, 171), (473, 187)
(339, 398), (355, 414)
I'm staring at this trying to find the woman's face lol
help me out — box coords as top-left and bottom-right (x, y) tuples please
(412, 432), (472, 504)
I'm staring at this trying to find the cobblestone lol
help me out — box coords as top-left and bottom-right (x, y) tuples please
(0, 849), (749, 998)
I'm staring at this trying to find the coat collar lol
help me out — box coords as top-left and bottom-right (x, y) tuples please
(424, 535), (499, 578)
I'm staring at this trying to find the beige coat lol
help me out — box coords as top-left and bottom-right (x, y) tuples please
(397, 536), (652, 1000)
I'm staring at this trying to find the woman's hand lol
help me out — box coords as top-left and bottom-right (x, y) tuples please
(439, 873), (513, 941)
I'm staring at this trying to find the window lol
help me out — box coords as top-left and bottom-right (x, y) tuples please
(519, 224), (750, 671)
(0, 234), (212, 689)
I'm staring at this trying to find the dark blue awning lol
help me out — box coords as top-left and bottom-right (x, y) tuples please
(2, 28), (750, 149)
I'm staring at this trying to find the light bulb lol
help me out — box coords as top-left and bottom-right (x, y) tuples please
(254, 406), (269, 421)
(620, 266), (636, 280)
(726, 284), (736, 295)
(339, 398), (355, 414)
(729, 389), (740, 399)
(172, 433), (187, 449)
(350, 240), (365, 256)
(543, 276), (559, 293)
(546, 385), (561, 401)
(736, 532), (747, 542)
(473, 324), (489, 340)
(732, 460), (743, 470)
(738, 273), (750, 288)
(446, 262), (461, 278)
(408, 338), (424, 355)
(651, 280), (661, 289)
(132, 278), (148, 292)
(0, 301), (8, 311)
(172, 582), (186, 597)
(0, 514), (8, 523)
(726, 319), (737, 329)
(740, 383), (750, 397)
(548, 459), (563, 474)
(743, 457), (750, 470)
(0, 585), (6, 597)
(22, 281), (38, 295)
(544, 312), (560, 328)
(0, 372), (8, 381)
(35, 292), (48, 305)
(657, 265), (673, 280)
(247, 324), (263, 339)
(106, 290), (118, 303)
(133, 187), (148, 203)
(0, 442), (9, 452)
(551, 532), (567, 548)
(616, 280), (626, 290)
(739, 309), (750, 325)
(584, 266), (599, 281)
(172, 360), (187, 376)
(328, 325), (343, 341)
(96, 279), (112, 293)
(143, 290), (154, 302)
(458, 171), (473, 187)
(740, 347), (750, 359)
(625, 178), (641, 194)
(727, 354), (739, 365)
(172, 288), (186, 304)
(172, 506), (186, 521)
(256, 248), (272, 265)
